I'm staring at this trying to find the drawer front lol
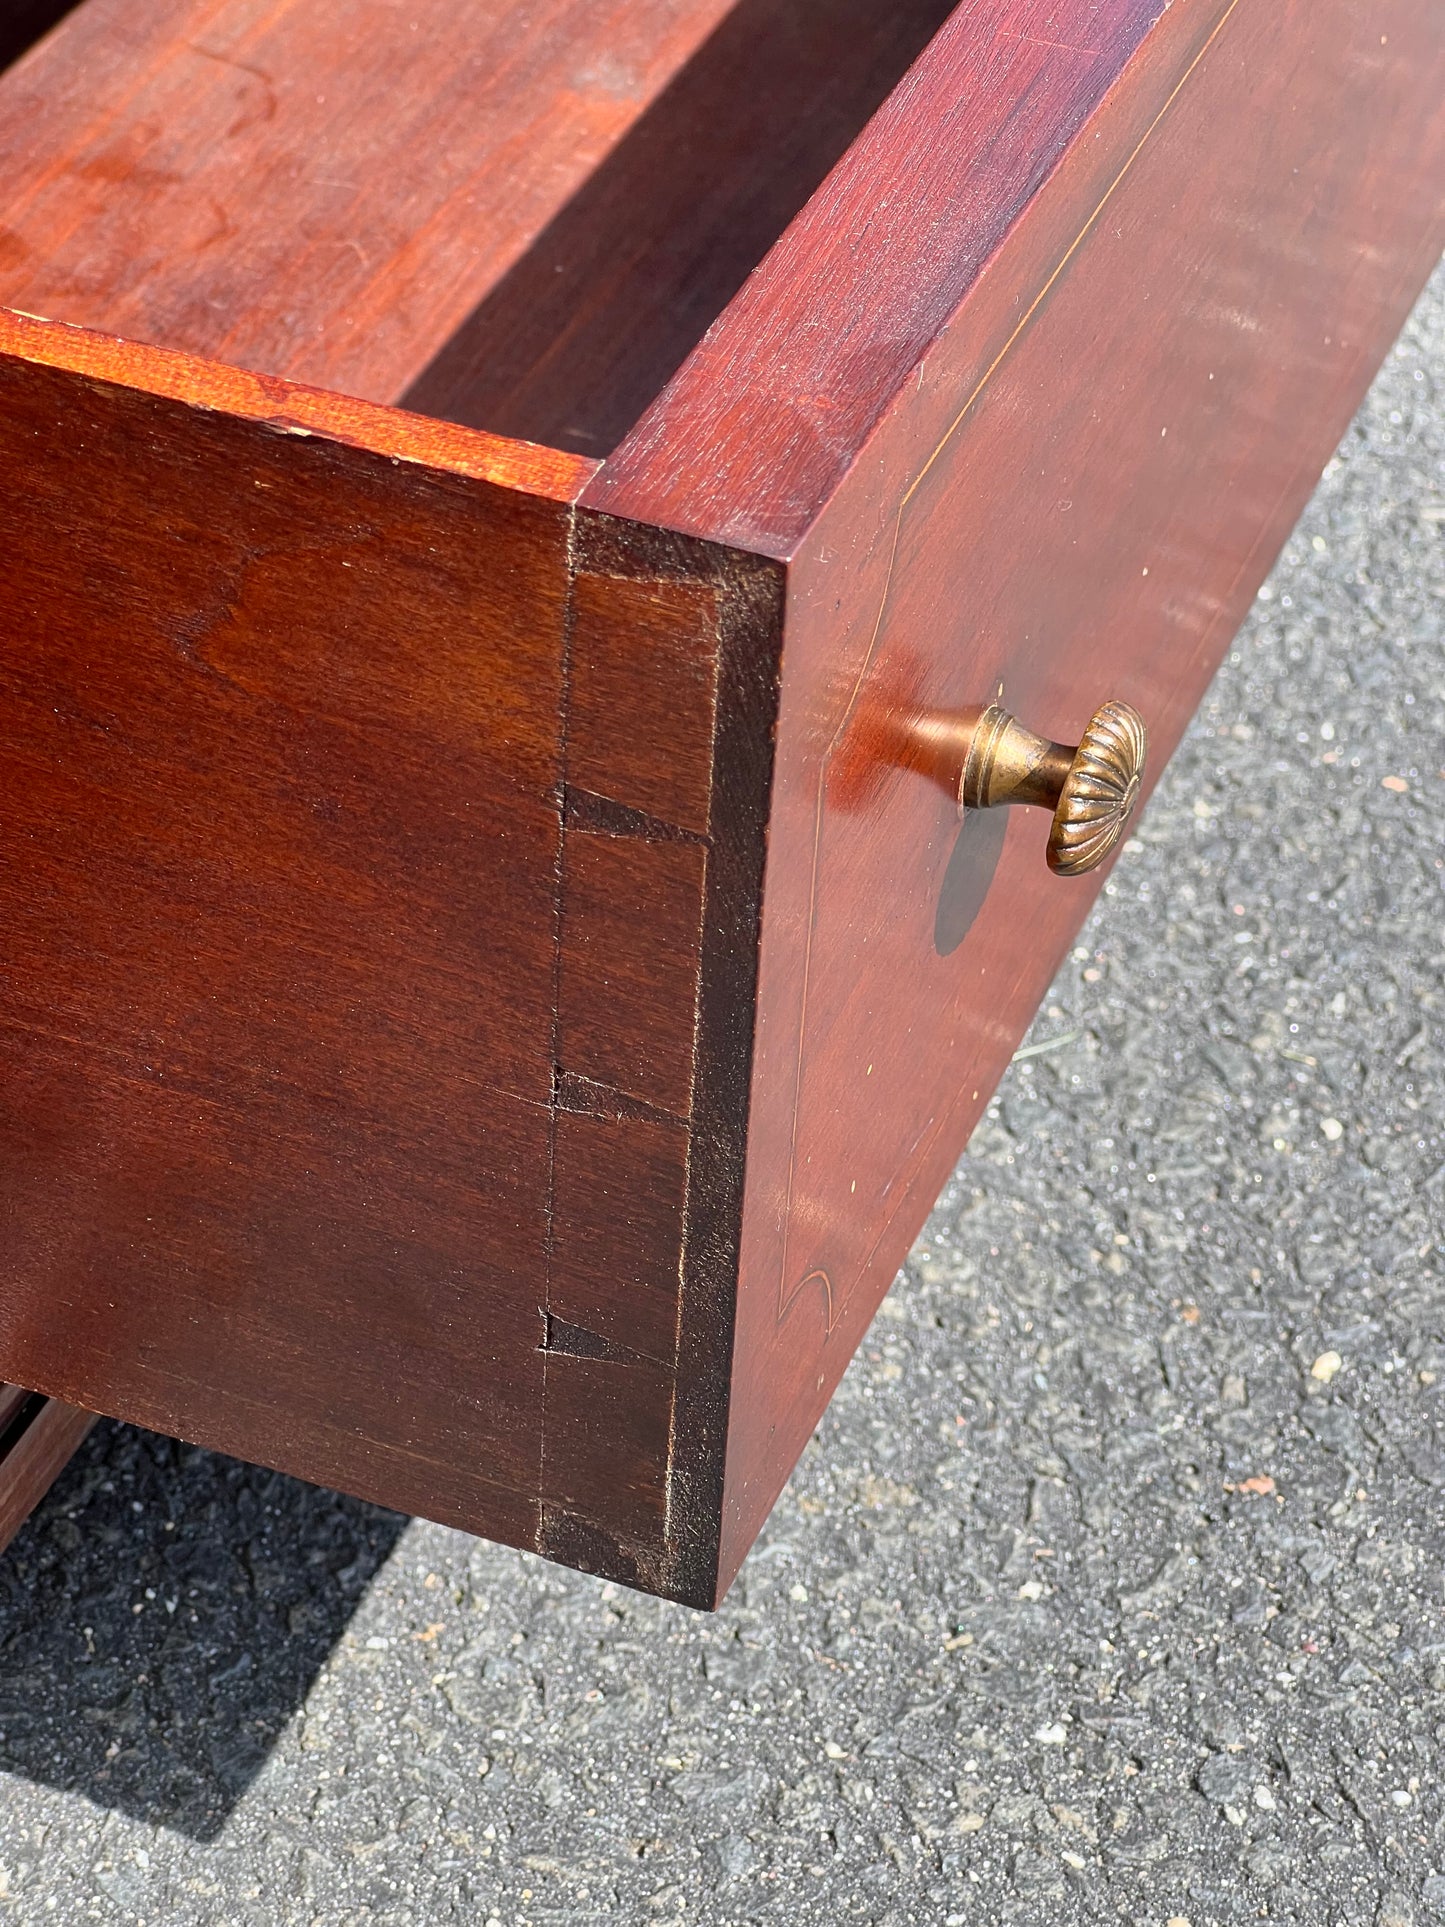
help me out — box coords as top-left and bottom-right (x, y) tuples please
(712, 0), (1445, 1583)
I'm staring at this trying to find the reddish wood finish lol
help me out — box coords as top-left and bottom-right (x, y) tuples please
(0, 309), (596, 501)
(685, 0), (1445, 1589)
(0, 0), (1439, 1608)
(0, 330), (576, 1557)
(0, 0), (741, 404)
(400, 0), (961, 454)
(587, 0), (1179, 546)
(544, 518), (780, 1595)
(0, 312), (770, 1607)
(0, 1387), (96, 1555)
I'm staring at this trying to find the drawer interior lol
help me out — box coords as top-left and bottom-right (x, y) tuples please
(0, 0), (956, 456)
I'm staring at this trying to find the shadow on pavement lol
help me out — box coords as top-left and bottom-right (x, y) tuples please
(0, 1420), (406, 1840)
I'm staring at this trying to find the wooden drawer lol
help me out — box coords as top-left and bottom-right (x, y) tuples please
(0, 0), (1440, 1606)
(0, 1384), (95, 1554)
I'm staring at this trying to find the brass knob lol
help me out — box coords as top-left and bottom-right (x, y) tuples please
(910, 699), (1147, 875)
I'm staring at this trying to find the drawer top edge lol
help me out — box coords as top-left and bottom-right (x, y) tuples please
(0, 307), (600, 506)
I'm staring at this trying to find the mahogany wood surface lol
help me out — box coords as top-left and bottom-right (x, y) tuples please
(681, 0), (1445, 1589)
(546, 518), (781, 1596)
(587, 0), (1177, 546)
(0, 308), (596, 502)
(0, 1387), (96, 1555)
(0, 0), (741, 404)
(0, 329), (579, 1557)
(0, 310), (767, 1607)
(400, 0), (960, 455)
(0, 0), (1439, 1607)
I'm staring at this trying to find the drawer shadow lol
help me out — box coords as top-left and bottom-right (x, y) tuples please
(0, 1418), (407, 1840)
(402, 0), (959, 456)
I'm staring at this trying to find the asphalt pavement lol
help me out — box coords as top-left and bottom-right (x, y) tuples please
(0, 262), (1442, 1927)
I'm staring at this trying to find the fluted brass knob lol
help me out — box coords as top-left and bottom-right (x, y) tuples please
(909, 699), (1147, 876)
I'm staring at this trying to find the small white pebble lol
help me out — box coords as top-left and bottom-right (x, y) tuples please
(1254, 1783), (1277, 1811)
(1224, 1805), (1246, 1828)
(1034, 1722), (1070, 1746)
(824, 1741), (846, 1760)
(1311, 1351), (1344, 1383)
(789, 1583), (809, 1603)
(1320, 1117), (1344, 1142)
(1390, 1790), (1412, 1808)
(1017, 1579), (1046, 1601)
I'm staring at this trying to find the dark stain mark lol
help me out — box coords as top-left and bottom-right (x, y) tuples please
(189, 43), (279, 139)
(541, 1314), (647, 1367)
(74, 144), (183, 190)
(0, 228), (30, 273)
(565, 785), (706, 845)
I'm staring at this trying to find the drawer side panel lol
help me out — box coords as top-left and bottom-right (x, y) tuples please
(0, 350), (571, 1555)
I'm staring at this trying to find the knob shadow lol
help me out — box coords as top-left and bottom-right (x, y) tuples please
(934, 807), (1009, 956)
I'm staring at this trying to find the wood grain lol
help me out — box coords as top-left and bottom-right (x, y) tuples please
(567, 575), (721, 837)
(0, 0), (740, 403)
(0, 339), (573, 1554)
(0, 306), (597, 503)
(400, 0), (960, 454)
(0, 319), (777, 1606)
(705, 0), (1445, 1591)
(586, 0), (1178, 547)
(0, 0), (1439, 1610)
(546, 519), (784, 1603)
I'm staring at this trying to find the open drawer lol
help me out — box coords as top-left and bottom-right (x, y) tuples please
(0, 0), (1440, 1606)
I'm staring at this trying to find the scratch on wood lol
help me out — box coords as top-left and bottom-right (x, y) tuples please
(1006, 34), (1101, 57)
(555, 1068), (688, 1130)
